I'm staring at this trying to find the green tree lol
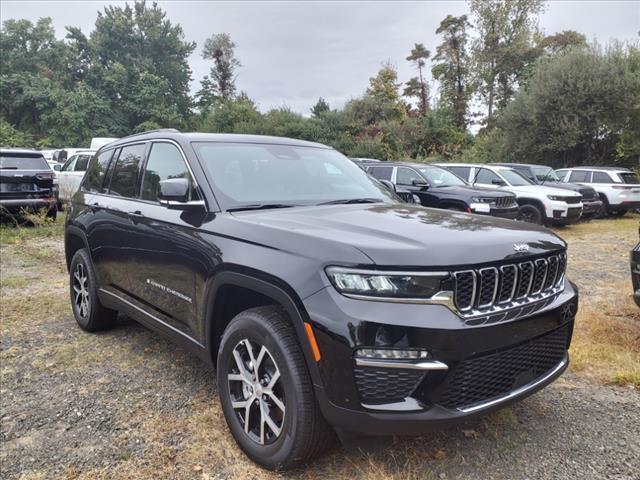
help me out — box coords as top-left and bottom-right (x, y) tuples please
(404, 43), (431, 114)
(310, 97), (330, 117)
(432, 15), (472, 130)
(196, 33), (241, 111)
(538, 30), (587, 56)
(469, 0), (545, 127)
(499, 43), (639, 167)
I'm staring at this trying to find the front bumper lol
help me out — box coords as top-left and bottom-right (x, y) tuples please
(581, 199), (603, 216)
(304, 280), (578, 435)
(550, 206), (582, 224)
(490, 205), (519, 220)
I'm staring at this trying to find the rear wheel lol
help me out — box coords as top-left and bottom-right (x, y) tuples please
(69, 249), (117, 331)
(217, 306), (333, 470)
(517, 204), (544, 225)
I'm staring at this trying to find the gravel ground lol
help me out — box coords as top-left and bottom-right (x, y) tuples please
(0, 215), (638, 480)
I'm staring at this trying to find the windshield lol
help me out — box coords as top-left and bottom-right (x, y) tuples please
(619, 172), (640, 184)
(532, 166), (560, 183)
(417, 166), (466, 187)
(499, 168), (534, 186)
(0, 154), (48, 170)
(194, 142), (394, 209)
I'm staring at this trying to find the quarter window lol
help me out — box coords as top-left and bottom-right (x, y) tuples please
(141, 143), (197, 201)
(82, 150), (114, 193)
(448, 166), (471, 181)
(108, 144), (146, 198)
(396, 167), (423, 186)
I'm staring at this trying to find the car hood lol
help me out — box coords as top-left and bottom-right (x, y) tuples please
(431, 185), (514, 198)
(225, 203), (565, 268)
(508, 185), (582, 197)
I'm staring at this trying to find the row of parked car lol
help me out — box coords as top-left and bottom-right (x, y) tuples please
(353, 159), (639, 226)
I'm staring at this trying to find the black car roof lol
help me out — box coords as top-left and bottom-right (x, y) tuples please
(106, 129), (331, 150)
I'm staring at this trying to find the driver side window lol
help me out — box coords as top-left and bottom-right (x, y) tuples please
(61, 156), (77, 172)
(396, 167), (423, 186)
(141, 142), (198, 202)
(475, 168), (502, 185)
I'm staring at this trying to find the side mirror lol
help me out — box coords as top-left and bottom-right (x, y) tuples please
(412, 179), (429, 189)
(158, 178), (204, 210)
(53, 164), (62, 171)
(492, 179), (507, 186)
(379, 179), (396, 193)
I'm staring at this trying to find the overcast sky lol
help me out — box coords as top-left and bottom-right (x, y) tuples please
(2, 1), (639, 114)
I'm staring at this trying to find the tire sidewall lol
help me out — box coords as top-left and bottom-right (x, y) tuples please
(217, 313), (304, 469)
(69, 249), (96, 329)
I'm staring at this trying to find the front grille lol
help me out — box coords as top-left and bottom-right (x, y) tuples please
(437, 325), (569, 410)
(453, 252), (566, 316)
(564, 196), (581, 204)
(354, 366), (424, 403)
(494, 196), (515, 208)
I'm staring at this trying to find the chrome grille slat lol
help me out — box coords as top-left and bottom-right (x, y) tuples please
(452, 252), (566, 320)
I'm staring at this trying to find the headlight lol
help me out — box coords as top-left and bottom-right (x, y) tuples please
(471, 196), (481, 202)
(547, 195), (563, 201)
(325, 267), (451, 300)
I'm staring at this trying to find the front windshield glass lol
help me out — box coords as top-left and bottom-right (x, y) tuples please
(193, 142), (394, 209)
(532, 166), (560, 183)
(417, 166), (466, 187)
(499, 168), (534, 186)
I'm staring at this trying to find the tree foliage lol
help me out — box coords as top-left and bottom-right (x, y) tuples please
(404, 43), (431, 114)
(196, 33), (241, 111)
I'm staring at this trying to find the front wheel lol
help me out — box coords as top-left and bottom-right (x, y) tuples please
(517, 204), (544, 225)
(217, 306), (333, 470)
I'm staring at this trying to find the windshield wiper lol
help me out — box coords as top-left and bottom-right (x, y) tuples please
(318, 198), (383, 205)
(227, 203), (300, 212)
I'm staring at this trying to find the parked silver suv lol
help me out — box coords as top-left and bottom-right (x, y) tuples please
(555, 167), (640, 216)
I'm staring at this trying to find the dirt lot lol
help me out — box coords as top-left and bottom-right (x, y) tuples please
(1, 214), (639, 480)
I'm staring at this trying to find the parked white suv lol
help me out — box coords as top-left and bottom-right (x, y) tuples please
(437, 163), (583, 225)
(56, 150), (95, 202)
(554, 167), (640, 216)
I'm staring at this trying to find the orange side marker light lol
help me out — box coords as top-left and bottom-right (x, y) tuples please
(304, 322), (322, 362)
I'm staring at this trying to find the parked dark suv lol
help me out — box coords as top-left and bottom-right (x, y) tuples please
(493, 163), (603, 217)
(65, 130), (578, 470)
(0, 148), (57, 220)
(364, 161), (519, 219)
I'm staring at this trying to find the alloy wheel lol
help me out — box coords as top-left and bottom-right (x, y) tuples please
(227, 339), (285, 445)
(72, 263), (90, 319)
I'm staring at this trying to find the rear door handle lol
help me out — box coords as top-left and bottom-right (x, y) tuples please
(127, 210), (144, 222)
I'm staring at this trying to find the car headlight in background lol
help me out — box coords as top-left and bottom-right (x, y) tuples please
(547, 195), (564, 201)
(325, 267), (452, 301)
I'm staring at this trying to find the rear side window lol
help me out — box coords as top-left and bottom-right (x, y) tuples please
(569, 170), (591, 182)
(592, 171), (612, 183)
(61, 156), (77, 172)
(0, 154), (48, 170)
(448, 166), (471, 181)
(618, 172), (639, 184)
(82, 150), (114, 193)
(368, 166), (393, 181)
(141, 143), (197, 201)
(108, 144), (146, 198)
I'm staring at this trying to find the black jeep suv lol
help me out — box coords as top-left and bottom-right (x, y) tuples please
(0, 148), (57, 219)
(364, 161), (519, 219)
(65, 131), (578, 470)
(493, 163), (603, 217)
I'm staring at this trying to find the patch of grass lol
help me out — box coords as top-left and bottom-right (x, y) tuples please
(569, 280), (640, 388)
(0, 211), (66, 245)
(0, 275), (29, 289)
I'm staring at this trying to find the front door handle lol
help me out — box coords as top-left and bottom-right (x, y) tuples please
(127, 210), (144, 222)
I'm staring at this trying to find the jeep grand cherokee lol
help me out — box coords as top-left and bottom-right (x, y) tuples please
(65, 130), (578, 470)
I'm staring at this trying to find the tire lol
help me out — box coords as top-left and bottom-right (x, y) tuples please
(46, 204), (57, 221)
(517, 204), (544, 225)
(217, 306), (334, 470)
(69, 249), (117, 331)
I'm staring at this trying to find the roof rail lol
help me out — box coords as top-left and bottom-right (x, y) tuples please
(114, 128), (181, 143)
